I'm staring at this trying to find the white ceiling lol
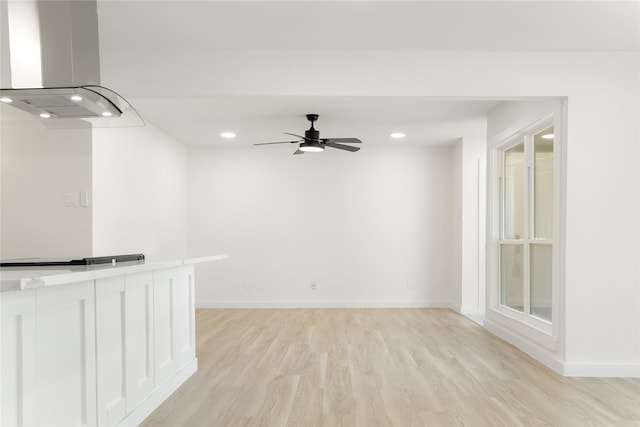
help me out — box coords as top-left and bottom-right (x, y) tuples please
(94, 1), (638, 147)
(98, 1), (638, 52)
(130, 96), (500, 146)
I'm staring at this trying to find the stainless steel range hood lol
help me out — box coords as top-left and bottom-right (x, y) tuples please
(0, 0), (143, 128)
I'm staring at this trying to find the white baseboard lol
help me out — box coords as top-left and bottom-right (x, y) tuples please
(484, 320), (640, 378)
(459, 306), (485, 325)
(484, 319), (565, 375)
(460, 306), (484, 316)
(462, 314), (485, 326)
(562, 363), (640, 378)
(116, 358), (198, 427)
(196, 300), (458, 309)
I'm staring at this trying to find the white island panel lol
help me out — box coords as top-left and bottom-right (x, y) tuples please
(96, 276), (127, 426)
(124, 272), (155, 412)
(0, 255), (226, 427)
(1, 289), (37, 426)
(36, 281), (97, 426)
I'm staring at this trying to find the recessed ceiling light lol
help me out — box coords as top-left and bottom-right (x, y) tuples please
(0, 97), (13, 103)
(541, 134), (554, 140)
(39, 112), (51, 118)
(220, 132), (236, 138)
(70, 95), (83, 101)
(390, 132), (406, 138)
(101, 111), (113, 117)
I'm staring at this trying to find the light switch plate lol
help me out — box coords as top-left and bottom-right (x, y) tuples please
(79, 191), (90, 207)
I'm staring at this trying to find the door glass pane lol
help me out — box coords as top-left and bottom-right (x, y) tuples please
(504, 142), (525, 240)
(534, 127), (554, 239)
(530, 244), (552, 322)
(500, 244), (524, 312)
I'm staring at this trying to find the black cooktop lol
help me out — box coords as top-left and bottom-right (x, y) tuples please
(0, 254), (145, 267)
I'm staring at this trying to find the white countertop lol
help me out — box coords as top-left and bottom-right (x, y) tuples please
(0, 255), (227, 292)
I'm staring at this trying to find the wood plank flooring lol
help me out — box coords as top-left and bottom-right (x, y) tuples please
(141, 309), (640, 427)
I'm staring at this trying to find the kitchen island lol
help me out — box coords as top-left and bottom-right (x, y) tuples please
(1, 255), (227, 427)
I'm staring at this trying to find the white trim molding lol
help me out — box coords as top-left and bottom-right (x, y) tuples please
(460, 305), (484, 316)
(484, 318), (564, 375)
(116, 359), (198, 427)
(196, 300), (458, 310)
(562, 364), (640, 378)
(459, 306), (486, 326)
(484, 319), (640, 378)
(486, 308), (556, 350)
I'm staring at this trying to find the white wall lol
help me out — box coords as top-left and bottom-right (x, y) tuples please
(91, 123), (188, 259)
(487, 100), (559, 144)
(2, 48), (636, 374)
(0, 106), (92, 259)
(487, 94), (640, 376)
(0, 110), (188, 261)
(170, 50), (638, 373)
(562, 75), (639, 374)
(451, 140), (463, 308)
(188, 145), (455, 307)
(460, 137), (486, 316)
(452, 136), (487, 318)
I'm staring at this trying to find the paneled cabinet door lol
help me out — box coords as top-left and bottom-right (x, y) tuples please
(96, 272), (155, 426)
(153, 266), (196, 386)
(36, 281), (97, 427)
(124, 272), (154, 412)
(95, 276), (127, 426)
(1, 289), (37, 427)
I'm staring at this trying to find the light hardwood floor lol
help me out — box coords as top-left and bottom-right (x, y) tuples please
(141, 309), (639, 427)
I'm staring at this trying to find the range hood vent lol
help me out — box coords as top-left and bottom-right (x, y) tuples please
(0, 0), (143, 128)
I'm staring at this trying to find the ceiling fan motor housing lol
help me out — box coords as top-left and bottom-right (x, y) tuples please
(305, 128), (320, 140)
(305, 114), (320, 140)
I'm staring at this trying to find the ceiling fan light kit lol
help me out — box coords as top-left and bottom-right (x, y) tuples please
(299, 142), (325, 152)
(254, 114), (362, 155)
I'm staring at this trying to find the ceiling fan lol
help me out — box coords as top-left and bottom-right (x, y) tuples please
(254, 114), (362, 154)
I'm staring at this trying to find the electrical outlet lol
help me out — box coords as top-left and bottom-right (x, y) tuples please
(310, 281), (317, 291)
(406, 280), (412, 290)
(244, 280), (252, 290)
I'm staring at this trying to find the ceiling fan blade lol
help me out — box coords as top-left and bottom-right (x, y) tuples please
(325, 142), (360, 152)
(254, 140), (300, 146)
(284, 132), (319, 142)
(323, 138), (362, 144)
(293, 149), (305, 155)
